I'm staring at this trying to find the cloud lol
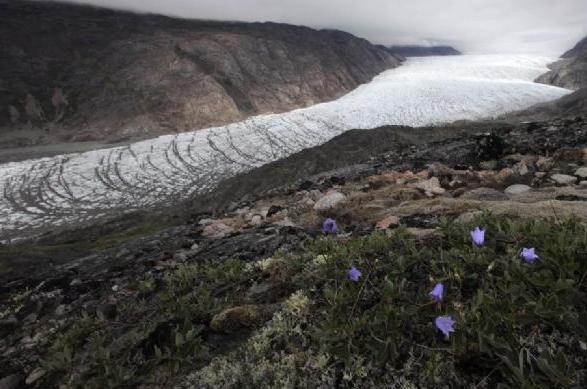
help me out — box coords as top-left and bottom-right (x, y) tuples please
(45, 0), (587, 55)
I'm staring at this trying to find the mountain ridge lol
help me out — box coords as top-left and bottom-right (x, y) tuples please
(0, 0), (400, 147)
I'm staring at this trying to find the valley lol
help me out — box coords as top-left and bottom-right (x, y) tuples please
(0, 55), (570, 241)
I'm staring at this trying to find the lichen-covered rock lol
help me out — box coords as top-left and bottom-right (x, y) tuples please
(409, 177), (446, 197)
(504, 184), (532, 195)
(574, 167), (587, 178)
(313, 191), (347, 212)
(551, 174), (578, 186)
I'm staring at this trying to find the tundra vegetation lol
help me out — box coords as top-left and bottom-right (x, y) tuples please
(33, 214), (587, 388)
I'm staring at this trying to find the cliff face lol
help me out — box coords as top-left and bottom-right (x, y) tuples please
(0, 1), (400, 145)
(536, 35), (587, 90)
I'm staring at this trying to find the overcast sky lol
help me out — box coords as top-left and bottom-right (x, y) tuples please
(52, 0), (587, 55)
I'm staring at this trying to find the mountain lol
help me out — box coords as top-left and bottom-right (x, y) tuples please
(386, 45), (461, 57)
(511, 34), (587, 120)
(536, 35), (587, 90)
(0, 0), (400, 146)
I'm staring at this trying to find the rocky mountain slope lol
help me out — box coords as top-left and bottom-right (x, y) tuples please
(510, 34), (587, 120)
(386, 45), (461, 57)
(0, 0), (399, 147)
(536, 35), (587, 90)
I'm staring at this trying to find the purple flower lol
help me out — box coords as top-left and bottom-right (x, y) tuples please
(435, 316), (456, 338)
(521, 247), (539, 264)
(429, 283), (444, 302)
(322, 218), (338, 234)
(347, 266), (362, 282)
(470, 227), (486, 247)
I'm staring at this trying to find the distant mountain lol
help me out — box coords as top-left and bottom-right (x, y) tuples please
(0, 0), (400, 146)
(536, 35), (587, 90)
(385, 45), (461, 57)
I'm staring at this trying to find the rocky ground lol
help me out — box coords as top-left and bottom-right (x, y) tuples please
(1, 116), (587, 387)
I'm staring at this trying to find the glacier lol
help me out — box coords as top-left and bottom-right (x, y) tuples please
(0, 55), (572, 240)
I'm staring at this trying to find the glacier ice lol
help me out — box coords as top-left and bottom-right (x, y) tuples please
(0, 55), (572, 239)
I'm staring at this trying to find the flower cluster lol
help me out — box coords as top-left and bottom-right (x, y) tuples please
(326, 220), (542, 340)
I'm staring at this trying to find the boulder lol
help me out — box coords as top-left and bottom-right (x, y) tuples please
(504, 184), (532, 195)
(409, 177), (446, 197)
(550, 174), (578, 186)
(313, 191), (347, 211)
(536, 157), (554, 171)
(574, 167), (587, 178)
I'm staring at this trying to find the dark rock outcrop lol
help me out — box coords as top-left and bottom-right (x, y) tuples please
(0, 0), (400, 146)
(386, 45), (461, 57)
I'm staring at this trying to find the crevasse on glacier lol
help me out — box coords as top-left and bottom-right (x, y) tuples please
(0, 55), (572, 239)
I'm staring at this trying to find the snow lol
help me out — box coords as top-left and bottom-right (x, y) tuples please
(0, 55), (572, 239)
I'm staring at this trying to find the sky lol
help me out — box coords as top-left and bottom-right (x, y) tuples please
(48, 0), (587, 55)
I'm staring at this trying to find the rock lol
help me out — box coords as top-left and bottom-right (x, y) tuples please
(25, 368), (46, 385)
(54, 304), (67, 316)
(554, 148), (587, 163)
(475, 133), (506, 160)
(250, 215), (263, 226)
(266, 205), (284, 218)
(478, 168), (516, 187)
(536, 157), (555, 171)
(479, 160), (498, 170)
(198, 218), (215, 226)
(409, 177), (446, 197)
(495, 168), (515, 185)
(550, 174), (578, 186)
(0, 374), (23, 389)
(454, 211), (484, 224)
(504, 184), (532, 195)
(246, 282), (288, 303)
(202, 222), (234, 239)
(580, 181), (587, 187)
(274, 217), (296, 227)
(512, 162), (530, 176)
(0, 316), (18, 334)
(368, 170), (427, 188)
(375, 215), (400, 230)
(97, 303), (117, 320)
(313, 191), (347, 212)
(462, 187), (508, 201)
(210, 304), (277, 333)
(406, 228), (441, 240)
(574, 167), (587, 178)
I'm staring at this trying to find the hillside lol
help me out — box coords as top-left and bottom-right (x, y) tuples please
(0, 0), (399, 147)
(508, 34), (587, 121)
(536, 35), (587, 90)
(2, 116), (587, 387)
